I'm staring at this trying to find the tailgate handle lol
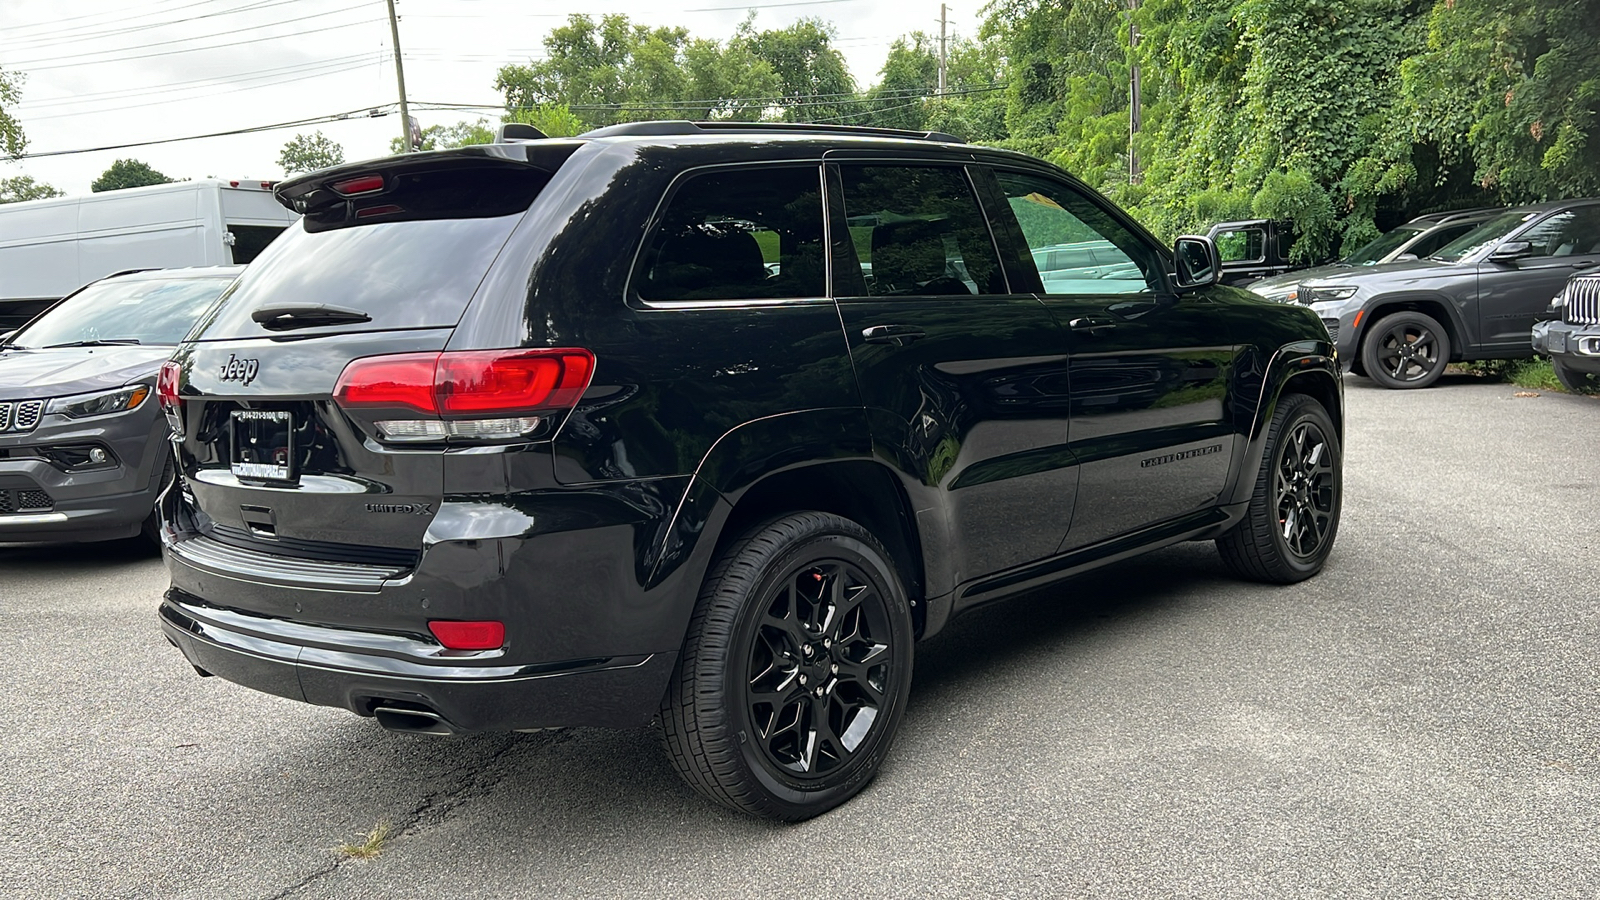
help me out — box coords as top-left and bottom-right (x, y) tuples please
(862, 324), (927, 346)
(239, 504), (277, 538)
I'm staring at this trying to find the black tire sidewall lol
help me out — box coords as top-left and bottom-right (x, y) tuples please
(726, 528), (911, 815)
(1267, 396), (1342, 576)
(1362, 311), (1450, 389)
(1553, 358), (1599, 393)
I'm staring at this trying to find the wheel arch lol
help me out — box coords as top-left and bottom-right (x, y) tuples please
(1226, 343), (1343, 506)
(1354, 293), (1470, 362)
(713, 460), (929, 638)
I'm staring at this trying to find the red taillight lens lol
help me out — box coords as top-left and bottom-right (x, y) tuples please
(333, 353), (440, 413)
(437, 350), (594, 414)
(330, 174), (385, 195)
(428, 620), (505, 650)
(334, 349), (594, 416)
(157, 361), (182, 410)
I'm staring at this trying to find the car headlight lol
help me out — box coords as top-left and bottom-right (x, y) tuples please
(46, 384), (151, 419)
(1303, 285), (1358, 303)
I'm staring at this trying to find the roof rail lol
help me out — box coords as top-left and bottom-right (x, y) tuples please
(577, 120), (966, 144)
(1408, 205), (1502, 224)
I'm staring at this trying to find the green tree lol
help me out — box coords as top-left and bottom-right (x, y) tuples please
(389, 119), (499, 154)
(1, 65), (24, 158)
(90, 159), (174, 192)
(277, 131), (345, 175)
(0, 174), (63, 203)
(737, 18), (858, 123)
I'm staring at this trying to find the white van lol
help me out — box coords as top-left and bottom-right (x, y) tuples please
(0, 178), (298, 327)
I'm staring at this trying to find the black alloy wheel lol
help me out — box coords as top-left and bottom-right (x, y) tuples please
(1553, 358), (1600, 394)
(1218, 392), (1342, 583)
(659, 511), (914, 820)
(1362, 311), (1451, 389)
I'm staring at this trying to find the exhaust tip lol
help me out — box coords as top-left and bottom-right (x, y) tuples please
(372, 705), (457, 737)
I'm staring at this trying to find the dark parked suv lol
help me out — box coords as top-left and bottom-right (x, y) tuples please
(157, 122), (1343, 819)
(1300, 199), (1600, 388)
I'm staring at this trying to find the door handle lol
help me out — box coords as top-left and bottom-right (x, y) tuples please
(862, 324), (927, 346)
(1069, 316), (1117, 334)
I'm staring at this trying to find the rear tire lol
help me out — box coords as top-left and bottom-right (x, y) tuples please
(1217, 393), (1342, 583)
(1361, 311), (1450, 389)
(1553, 358), (1600, 394)
(659, 511), (914, 820)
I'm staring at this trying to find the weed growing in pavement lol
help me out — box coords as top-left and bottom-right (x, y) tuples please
(336, 822), (391, 860)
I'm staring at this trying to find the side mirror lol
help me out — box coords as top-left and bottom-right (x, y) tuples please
(1173, 235), (1220, 290)
(1394, 253), (1418, 262)
(1489, 240), (1533, 263)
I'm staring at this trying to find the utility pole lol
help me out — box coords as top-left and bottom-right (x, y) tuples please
(1128, 0), (1142, 183)
(385, 0), (413, 152)
(938, 4), (948, 97)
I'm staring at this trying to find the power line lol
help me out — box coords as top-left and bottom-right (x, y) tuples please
(16, 53), (387, 112)
(0, 0), (223, 38)
(9, 9), (383, 71)
(3, 105), (398, 160)
(0, 0), (306, 52)
(21, 57), (389, 122)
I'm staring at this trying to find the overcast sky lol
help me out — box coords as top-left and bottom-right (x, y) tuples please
(1, 0), (976, 196)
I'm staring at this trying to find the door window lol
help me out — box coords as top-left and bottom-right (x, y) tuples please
(636, 166), (826, 302)
(832, 165), (1006, 297)
(1515, 207), (1600, 259)
(994, 172), (1161, 294)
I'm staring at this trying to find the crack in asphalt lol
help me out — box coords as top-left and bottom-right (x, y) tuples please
(263, 729), (572, 900)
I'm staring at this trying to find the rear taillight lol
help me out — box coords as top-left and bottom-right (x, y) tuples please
(158, 361), (181, 409)
(333, 348), (594, 443)
(158, 361), (184, 434)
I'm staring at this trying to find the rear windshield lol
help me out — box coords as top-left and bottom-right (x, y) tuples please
(190, 165), (552, 340)
(10, 276), (234, 347)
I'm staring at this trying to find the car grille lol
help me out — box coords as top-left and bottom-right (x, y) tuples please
(0, 400), (45, 433)
(1322, 318), (1341, 345)
(0, 488), (54, 514)
(1565, 276), (1600, 325)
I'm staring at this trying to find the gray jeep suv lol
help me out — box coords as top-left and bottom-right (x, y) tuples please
(0, 267), (240, 543)
(1301, 199), (1600, 388)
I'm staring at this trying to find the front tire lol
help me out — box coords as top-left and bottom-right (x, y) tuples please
(659, 512), (914, 820)
(1217, 393), (1342, 583)
(1553, 358), (1600, 394)
(1362, 311), (1450, 389)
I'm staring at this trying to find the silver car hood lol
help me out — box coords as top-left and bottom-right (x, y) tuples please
(0, 346), (172, 400)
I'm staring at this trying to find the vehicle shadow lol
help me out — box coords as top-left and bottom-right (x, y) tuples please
(0, 536), (158, 567)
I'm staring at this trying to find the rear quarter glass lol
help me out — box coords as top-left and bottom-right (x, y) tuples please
(187, 166), (552, 341)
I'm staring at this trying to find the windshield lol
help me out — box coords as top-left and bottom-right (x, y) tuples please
(8, 276), (235, 348)
(1430, 210), (1537, 262)
(1344, 226), (1423, 265)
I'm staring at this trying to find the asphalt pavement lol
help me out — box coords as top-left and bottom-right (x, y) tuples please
(2, 374), (1597, 899)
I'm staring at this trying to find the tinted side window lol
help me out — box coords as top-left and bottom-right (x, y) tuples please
(1516, 207), (1600, 258)
(995, 171), (1160, 294)
(833, 165), (1005, 297)
(637, 166), (825, 302)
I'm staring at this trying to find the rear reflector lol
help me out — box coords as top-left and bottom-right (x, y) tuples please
(428, 620), (505, 650)
(335, 349), (594, 417)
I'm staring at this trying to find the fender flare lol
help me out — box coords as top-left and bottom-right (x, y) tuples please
(1225, 340), (1343, 507)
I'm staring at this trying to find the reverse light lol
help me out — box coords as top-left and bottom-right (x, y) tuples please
(428, 620), (505, 651)
(334, 348), (595, 443)
(46, 384), (151, 418)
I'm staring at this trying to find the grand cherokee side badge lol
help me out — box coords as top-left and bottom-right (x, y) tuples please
(219, 353), (260, 386)
(365, 502), (434, 516)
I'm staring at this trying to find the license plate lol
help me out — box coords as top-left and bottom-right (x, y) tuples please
(230, 410), (295, 481)
(1550, 331), (1568, 354)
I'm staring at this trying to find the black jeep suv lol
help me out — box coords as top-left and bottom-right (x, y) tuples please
(157, 121), (1342, 820)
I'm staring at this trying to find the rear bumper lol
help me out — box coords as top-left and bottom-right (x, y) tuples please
(160, 588), (676, 730)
